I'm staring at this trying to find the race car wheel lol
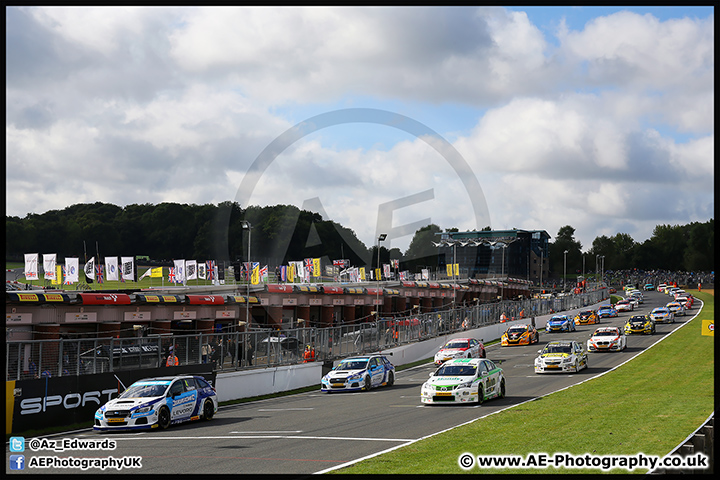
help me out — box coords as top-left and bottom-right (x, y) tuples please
(499, 379), (506, 399)
(574, 360), (580, 372)
(362, 375), (372, 391)
(158, 406), (171, 429)
(386, 371), (394, 387)
(477, 384), (485, 405)
(202, 399), (214, 421)
(480, 349), (486, 358)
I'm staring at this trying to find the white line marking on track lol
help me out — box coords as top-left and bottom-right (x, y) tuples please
(229, 431), (303, 434)
(108, 435), (414, 442)
(257, 408), (314, 411)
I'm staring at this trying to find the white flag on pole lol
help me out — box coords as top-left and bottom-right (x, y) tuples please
(186, 260), (197, 280)
(138, 268), (152, 281)
(84, 257), (95, 281)
(24, 253), (39, 280)
(121, 257), (135, 281)
(105, 257), (119, 281)
(65, 257), (80, 283)
(43, 254), (57, 280)
(174, 259), (185, 284)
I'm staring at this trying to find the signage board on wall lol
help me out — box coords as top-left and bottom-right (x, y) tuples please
(66, 312), (98, 323)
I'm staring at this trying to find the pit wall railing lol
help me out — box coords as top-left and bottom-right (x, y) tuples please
(5, 289), (609, 381)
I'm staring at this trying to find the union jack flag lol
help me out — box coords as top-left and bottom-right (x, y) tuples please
(304, 258), (314, 276)
(206, 260), (215, 281)
(96, 265), (104, 284)
(168, 267), (176, 283)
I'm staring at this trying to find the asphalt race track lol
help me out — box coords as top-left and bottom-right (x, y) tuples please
(8, 289), (696, 475)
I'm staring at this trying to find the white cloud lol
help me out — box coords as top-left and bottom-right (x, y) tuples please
(5, 6), (714, 254)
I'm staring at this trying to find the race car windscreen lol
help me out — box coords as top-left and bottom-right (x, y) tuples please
(435, 365), (476, 376)
(507, 326), (526, 334)
(119, 383), (169, 398)
(444, 342), (469, 349)
(542, 345), (572, 354)
(336, 360), (368, 370)
(594, 330), (616, 336)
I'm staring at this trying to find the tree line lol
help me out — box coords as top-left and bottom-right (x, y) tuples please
(5, 202), (714, 277)
(548, 221), (714, 276)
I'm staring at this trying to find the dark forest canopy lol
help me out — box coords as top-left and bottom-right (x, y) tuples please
(5, 202), (714, 274)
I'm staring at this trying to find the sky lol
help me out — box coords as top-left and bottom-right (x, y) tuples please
(5, 6), (714, 256)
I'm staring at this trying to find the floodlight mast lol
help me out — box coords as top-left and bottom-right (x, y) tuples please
(376, 234), (387, 321)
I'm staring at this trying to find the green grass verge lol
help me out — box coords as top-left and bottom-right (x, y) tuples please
(332, 290), (714, 474)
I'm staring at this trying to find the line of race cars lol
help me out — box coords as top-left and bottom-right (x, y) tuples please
(93, 288), (693, 429)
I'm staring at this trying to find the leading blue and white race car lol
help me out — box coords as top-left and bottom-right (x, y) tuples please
(321, 354), (395, 392)
(94, 375), (217, 431)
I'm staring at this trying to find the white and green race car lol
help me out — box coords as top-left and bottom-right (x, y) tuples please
(421, 358), (505, 405)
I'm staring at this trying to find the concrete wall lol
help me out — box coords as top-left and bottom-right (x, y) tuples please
(215, 362), (322, 402)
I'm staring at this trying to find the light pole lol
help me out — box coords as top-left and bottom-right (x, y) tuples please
(375, 233), (386, 321)
(241, 221), (252, 328)
(563, 250), (568, 293)
(452, 241), (457, 311)
(595, 254), (600, 287)
(498, 242), (507, 300)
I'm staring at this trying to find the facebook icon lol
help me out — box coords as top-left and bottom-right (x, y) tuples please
(9, 454), (25, 470)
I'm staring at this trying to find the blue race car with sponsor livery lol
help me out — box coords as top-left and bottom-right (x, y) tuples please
(321, 354), (395, 392)
(94, 375), (217, 431)
(545, 315), (576, 333)
(597, 305), (618, 318)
